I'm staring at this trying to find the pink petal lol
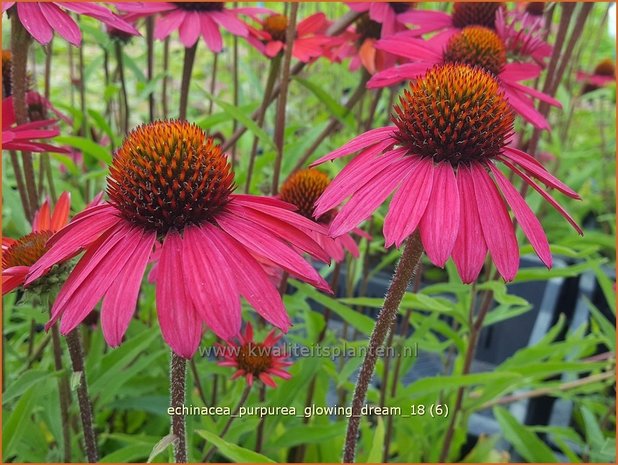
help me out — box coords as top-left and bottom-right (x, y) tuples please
(395, 10), (452, 34)
(210, 10), (247, 36)
(259, 372), (277, 387)
(297, 12), (326, 36)
(33, 198), (52, 232)
(384, 156), (434, 248)
(38, 3), (81, 46)
(154, 10), (186, 41)
(501, 147), (580, 198)
(265, 40), (284, 57)
(233, 196), (327, 233)
(58, 2), (138, 35)
(17, 3), (54, 45)
(2, 266), (29, 296)
(183, 226), (241, 341)
(470, 163), (519, 282)
(501, 62), (541, 81)
(50, 191), (71, 231)
(419, 163), (460, 267)
(200, 14), (223, 52)
(330, 153), (412, 237)
(375, 36), (442, 62)
(232, 194), (296, 210)
(179, 11), (201, 48)
(310, 126), (396, 165)
(488, 163), (552, 268)
(502, 86), (550, 130)
(368, 2), (389, 23)
(205, 224), (291, 331)
(506, 80), (562, 108)
(101, 229), (155, 346)
(452, 165), (487, 283)
(367, 62), (431, 89)
(156, 232), (202, 359)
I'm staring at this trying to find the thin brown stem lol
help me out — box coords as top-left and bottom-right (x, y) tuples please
(114, 41), (129, 134)
(208, 52), (218, 115)
(162, 37), (170, 118)
(66, 329), (98, 462)
(170, 352), (188, 463)
(9, 150), (32, 221)
(179, 44), (198, 121)
(51, 322), (72, 462)
(255, 384), (267, 453)
(146, 17), (155, 122)
(343, 232), (424, 462)
(231, 35), (239, 165)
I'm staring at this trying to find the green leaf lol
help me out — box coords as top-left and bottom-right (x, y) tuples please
(147, 434), (176, 463)
(100, 444), (151, 463)
(197, 430), (276, 463)
(293, 76), (355, 128)
(54, 135), (112, 165)
(3, 385), (37, 460)
(494, 406), (557, 462)
(366, 417), (385, 463)
(275, 422), (345, 448)
(3, 369), (60, 404)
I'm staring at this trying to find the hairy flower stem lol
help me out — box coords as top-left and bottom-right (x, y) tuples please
(146, 17), (155, 122)
(11, 13), (38, 219)
(271, 2), (299, 196)
(9, 150), (32, 220)
(255, 384), (267, 452)
(51, 322), (72, 462)
(66, 329), (98, 462)
(208, 53), (218, 115)
(244, 55), (281, 193)
(179, 44), (198, 120)
(221, 11), (362, 153)
(162, 37), (170, 118)
(114, 42), (130, 134)
(231, 35), (239, 165)
(78, 24), (89, 139)
(170, 352), (188, 463)
(291, 71), (369, 174)
(343, 232), (424, 463)
(203, 384), (252, 462)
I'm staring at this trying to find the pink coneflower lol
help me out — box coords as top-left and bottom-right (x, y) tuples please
(116, 2), (267, 52)
(577, 59), (616, 94)
(217, 322), (291, 387)
(495, 6), (552, 67)
(279, 169), (369, 263)
(2, 2), (138, 46)
(369, 26), (561, 130)
(246, 12), (331, 62)
(2, 96), (67, 153)
(312, 64), (582, 283)
(347, 2), (418, 37)
(2, 192), (71, 295)
(26, 121), (331, 359)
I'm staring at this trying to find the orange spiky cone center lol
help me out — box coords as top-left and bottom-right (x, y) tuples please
(3, 231), (54, 269)
(594, 59), (615, 77)
(451, 2), (502, 29)
(264, 14), (289, 42)
(107, 120), (235, 235)
(392, 63), (514, 166)
(444, 26), (506, 76)
(355, 13), (382, 41)
(236, 342), (275, 375)
(279, 169), (332, 222)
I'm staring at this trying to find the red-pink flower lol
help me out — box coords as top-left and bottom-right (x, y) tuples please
(217, 322), (292, 387)
(116, 2), (267, 52)
(369, 26), (561, 130)
(279, 168), (369, 263)
(347, 2), (418, 37)
(312, 64), (582, 283)
(27, 121), (331, 359)
(2, 2), (138, 46)
(577, 59), (616, 93)
(2, 192), (71, 295)
(495, 6), (552, 67)
(2, 96), (67, 153)
(246, 12), (331, 62)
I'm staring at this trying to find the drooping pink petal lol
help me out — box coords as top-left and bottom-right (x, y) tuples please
(58, 2), (138, 35)
(330, 153), (412, 237)
(506, 80), (562, 107)
(50, 192), (71, 231)
(470, 163), (519, 282)
(368, 2), (389, 23)
(259, 372), (277, 387)
(205, 224), (292, 331)
(154, 10), (186, 41)
(101, 229), (155, 347)
(367, 62), (431, 89)
(17, 3), (54, 45)
(488, 163), (552, 268)
(419, 162), (460, 267)
(310, 126), (396, 165)
(374, 37), (442, 62)
(2, 266), (29, 295)
(210, 10), (247, 36)
(200, 14), (223, 52)
(501, 147), (580, 198)
(296, 12), (326, 36)
(232, 194), (296, 210)
(156, 232), (202, 359)
(38, 3), (81, 46)
(265, 40), (284, 57)
(179, 11), (201, 47)
(33, 198), (52, 232)
(502, 86), (550, 130)
(183, 226), (241, 341)
(384, 156), (434, 248)
(233, 196), (327, 233)
(500, 62), (541, 81)
(452, 165), (487, 283)
(395, 10), (452, 35)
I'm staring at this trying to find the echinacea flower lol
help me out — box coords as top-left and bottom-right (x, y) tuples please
(117, 2), (267, 52)
(312, 64), (582, 283)
(247, 12), (331, 62)
(2, 192), (71, 295)
(2, 2), (138, 46)
(27, 120), (331, 359)
(577, 59), (616, 94)
(217, 322), (291, 387)
(369, 26), (561, 130)
(347, 2), (418, 37)
(279, 169), (369, 263)
(2, 96), (67, 153)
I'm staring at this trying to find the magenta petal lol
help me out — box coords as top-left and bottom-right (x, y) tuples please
(200, 14), (223, 52)
(489, 163), (552, 268)
(210, 11), (247, 36)
(154, 10), (186, 40)
(156, 232), (202, 359)
(310, 126), (396, 165)
(50, 191), (71, 231)
(452, 166), (487, 284)
(183, 227), (241, 341)
(330, 153), (411, 237)
(2, 266), (29, 296)
(501, 62), (541, 81)
(375, 37), (442, 62)
(419, 163), (460, 267)
(205, 224), (291, 331)
(17, 3), (54, 45)
(233, 196), (326, 233)
(38, 3), (81, 46)
(501, 147), (580, 198)
(384, 156), (434, 248)
(265, 40), (284, 57)
(33, 198), (51, 232)
(502, 86), (550, 130)
(367, 62), (431, 89)
(101, 229), (155, 347)
(296, 12), (326, 36)
(470, 163), (519, 282)
(179, 11), (201, 47)
(58, 2), (138, 35)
